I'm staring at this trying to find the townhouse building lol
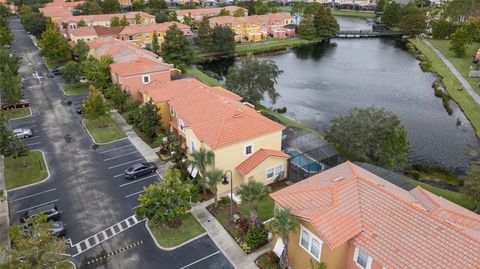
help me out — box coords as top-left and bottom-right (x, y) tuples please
(176, 6), (246, 23)
(39, 0), (85, 19)
(209, 13), (295, 42)
(270, 161), (480, 269)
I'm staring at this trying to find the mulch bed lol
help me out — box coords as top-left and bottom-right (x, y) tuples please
(255, 251), (280, 269)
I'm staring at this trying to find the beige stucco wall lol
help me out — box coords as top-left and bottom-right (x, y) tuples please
(345, 243), (384, 269)
(244, 156), (288, 183)
(286, 219), (349, 269)
(72, 34), (97, 43)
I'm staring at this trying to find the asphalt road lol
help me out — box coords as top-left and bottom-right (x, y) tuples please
(6, 17), (234, 269)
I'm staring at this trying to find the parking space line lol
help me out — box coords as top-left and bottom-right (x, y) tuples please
(98, 144), (133, 154)
(119, 174), (158, 188)
(107, 159), (143, 169)
(10, 188), (56, 202)
(125, 190), (145, 198)
(16, 199), (60, 213)
(25, 136), (40, 139)
(103, 151), (137, 161)
(178, 251), (221, 269)
(26, 142), (42, 146)
(113, 173), (124, 178)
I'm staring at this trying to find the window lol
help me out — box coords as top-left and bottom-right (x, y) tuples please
(178, 119), (184, 131)
(69, 24), (76, 30)
(190, 139), (196, 152)
(299, 225), (323, 261)
(267, 164), (284, 181)
(267, 168), (274, 180)
(169, 105), (175, 116)
(244, 144), (253, 155)
(145, 33), (150, 38)
(353, 247), (372, 269)
(142, 75), (150, 84)
(129, 35), (133, 40)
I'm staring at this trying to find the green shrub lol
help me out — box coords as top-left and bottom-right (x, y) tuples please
(219, 196), (231, 206)
(244, 227), (268, 249)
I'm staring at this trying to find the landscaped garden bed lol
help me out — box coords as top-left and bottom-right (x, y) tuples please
(63, 82), (90, 95)
(255, 251), (279, 269)
(147, 213), (205, 248)
(1, 107), (31, 120)
(5, 150), (48, 189)
(83, 115), (125, 144)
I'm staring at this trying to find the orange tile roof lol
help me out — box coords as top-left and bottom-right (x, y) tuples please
(55, 11), (154, 24)
(271, 161), (480, 269)
(236, 149), (289, 175)
(110, 57), (171, 76)
(176, 6), (245, 17)
(43, 0), (85, 8)
(87, 37), (160, 63)
(119, 22), (191, 35)
(39, 6), (75, 17)
(209, 13), (293, 25)
(142, 78), (283, 149)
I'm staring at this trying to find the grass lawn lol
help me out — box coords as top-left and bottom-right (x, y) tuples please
(1, 107), (31, 120)
(409, 39), (480, 137)
(331, 9), (375, 18)
(5, 150), (48, 190)
(429, 39), (480, 95)
(63, 82), (90, 95)
(240, 197), (275, 222)
(184, 67), (222, 87)
(147, 213), (205, 248)
(408, 179), (474, 210)
(83, 115), (126, 144)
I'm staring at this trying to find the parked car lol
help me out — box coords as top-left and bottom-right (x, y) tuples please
(13, 128), (33, 139)
(49, 221), (66, 237)
(52, 66), (64, 76)
(124, 162), (157, 179)
(20, 204), (60, 223)
(1, 99), (30, 110)
(76, 106), (84, 114)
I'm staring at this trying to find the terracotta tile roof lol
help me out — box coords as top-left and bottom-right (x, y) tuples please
(39, 6), (75, 17)
(236, 149), (289, 175)
(119, 22), (191, 35)
(271, 162), (480, 269)
(209, 13), (293, 25)
(176, 6), (245, 18)
(43, 0), (85, 8)
(110, 57), (171, 76)
(87, 37), (160, 63)
(55, 11), (154, 24)
(71, 25), (124, 37)
(142, 78), (283, 149)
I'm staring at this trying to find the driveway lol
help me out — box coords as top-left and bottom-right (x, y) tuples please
(6, 17), (233, 269)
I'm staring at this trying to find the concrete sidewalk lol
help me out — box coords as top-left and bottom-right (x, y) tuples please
(0, 157), (10, 262)
(191, 199), (269, 269)
(110, 111), (171, 173)
(421, 37), (480, 104)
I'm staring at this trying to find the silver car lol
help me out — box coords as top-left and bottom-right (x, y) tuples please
(13, 128), (33, 139)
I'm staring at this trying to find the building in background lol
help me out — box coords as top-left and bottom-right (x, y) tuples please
(176, 6), (246, 23)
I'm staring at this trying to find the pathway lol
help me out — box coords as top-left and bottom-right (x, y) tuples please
(191, 199), (269, 269)
(0, 157), (9, 262)
(421, 36), (480, 104)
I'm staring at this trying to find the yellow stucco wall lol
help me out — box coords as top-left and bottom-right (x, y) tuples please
(244, 156), (287, 183)
(286, 219), (349, 269)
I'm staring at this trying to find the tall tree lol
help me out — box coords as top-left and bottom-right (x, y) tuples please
(82, 56), (113, 89)
(75, 0), (103, 15)
(233, 8), (245, 17)
(160, 24), (193, 68)
(0, 26), (12, 47)
(313, 6), (339, 37)
(135, 13), (142, 24)
(204, 169), (224, 208)
(0, 214), (69, 268)
(431, 20), (458, 39)
(60, 61), (83, 83)
(119, 15), (129, 26)
(225, 55), (283, 105)
(137, 100), (162, 141)
(110, 16), (120, 27)
(0, 69), (22, 106)
(83, 85), (107, 120)
(375, 0), (386, 12)
(135, 169), (192, 225)
(188, 148), (214, 197)
(445, 0), (476, 23)
(399, 14), (426, 36)
(218, 8), (230, 16)
(462, 162), (480, 212)
(449, 27), (471, 57)
(38, 26), (71, 65)
(182, 14), (193, 27)
(21, 12), (47, 37)
(132, 0), (144, 11)
(168, 11), (178, 22)
(152, 31), (159, 54)
(0, 4), (10, 17)
(101, 0), (119, 14)
(77, 19), (86, 27)
(149, 0), (168, 10)
(325, 106), (410, 168)
(237, 180), (270, 229)
(298, 15), (316, 40)
(211, 25), (235, 54)
(74, 39), (89, 62)
(195, 18), (213, 52)
(381, 1), (402, 29)
(269, 208), (298, 269)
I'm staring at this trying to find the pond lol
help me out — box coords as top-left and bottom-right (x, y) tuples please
(198, 16), (480, 173)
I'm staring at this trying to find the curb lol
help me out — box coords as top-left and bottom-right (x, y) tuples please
(81, 119), (127, 146)
(5, 107), (33, 121)
(60, 85), (89, 97)
(7, 150), (51, 192)
(144, 219), (208, 251)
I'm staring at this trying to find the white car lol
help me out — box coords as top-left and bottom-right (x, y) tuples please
(13, 128), (33, 139)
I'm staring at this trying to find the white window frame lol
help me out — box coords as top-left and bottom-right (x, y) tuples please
(169, 105), (175, 116)
(178, 119), (185, 132)
(266, 164), (284, 181)
(244, 144), (254, 156)
(353, 247), (372, 269)
(299, 225), (323, 261)
(190, 139), (196, 153)
(142, 75), (150, 84)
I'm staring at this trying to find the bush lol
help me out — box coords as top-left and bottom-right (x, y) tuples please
(61, 61), (83, 83)
(238, 217), (249, 233)
(244, 227), (268, 249)
(126, 106), (141, 125)
(219, 196), (231, 206)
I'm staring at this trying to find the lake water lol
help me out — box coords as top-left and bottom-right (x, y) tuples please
(199, 16), (480, 173)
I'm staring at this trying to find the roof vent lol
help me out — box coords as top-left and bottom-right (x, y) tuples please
(332, 176), (344, 182)
(233, 108), (243, 118)
(243, 102), (255, 109)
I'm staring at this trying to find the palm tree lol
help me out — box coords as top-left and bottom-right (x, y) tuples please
(269, 208), (298, 269)
(237, 180), (269, 228)
(204, 169), (224, 208)
(188, 148), (214, 197)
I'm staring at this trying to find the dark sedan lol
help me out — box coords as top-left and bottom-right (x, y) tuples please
(124, 162), (157, 179)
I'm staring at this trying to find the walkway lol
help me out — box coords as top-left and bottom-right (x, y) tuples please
(0, 157), (9, 262)
(191, 199), (269, 269)
(110, 111), (171, 173)
(421, 37), (480, 104)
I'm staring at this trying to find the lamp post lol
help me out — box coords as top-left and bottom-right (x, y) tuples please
(221, 170), (233, 218)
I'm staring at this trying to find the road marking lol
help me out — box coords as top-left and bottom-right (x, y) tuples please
(71, 215), (144, 257)
(24, 135), (40, 139)
(103, 151), (137, 161)
(98, 144), (133, 154)
(113, 173), (125, 178)
(10, 188), (56, 202)
(107, 159), (142, 170)
(179, 251), (221, 269)
(26, 142), (42, 146)
(16, 199), (60, 213)
(125, 190), (145, 198)
(119, 174), (158, 188)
